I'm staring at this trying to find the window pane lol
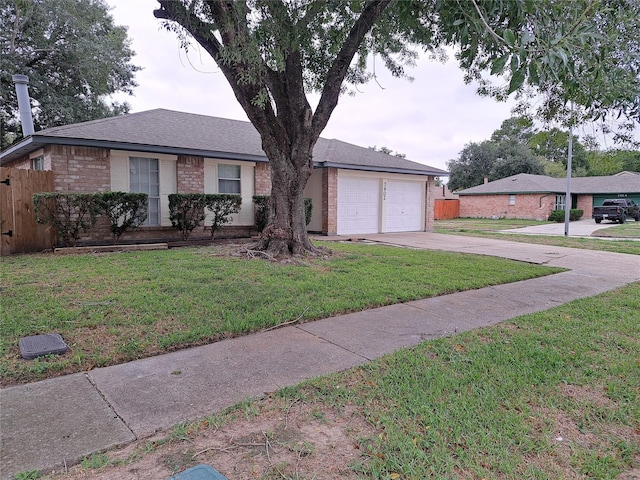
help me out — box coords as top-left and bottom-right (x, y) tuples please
(219, 179), (241, 194)
(218, 164), (241, 179)
(130, 157), (160, 225)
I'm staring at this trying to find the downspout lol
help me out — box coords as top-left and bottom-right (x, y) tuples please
(12, 74), (35, 137)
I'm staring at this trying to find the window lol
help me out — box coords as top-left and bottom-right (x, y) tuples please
(218, 164), (241, 194)
(555, 195), (566, 211)
(129, 157), (160, 225)
(31, 156), (44, 171)
(508, 194), (516, 205)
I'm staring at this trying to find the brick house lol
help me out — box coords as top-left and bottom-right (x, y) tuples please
(456, 173), (640, 220)
(0, 109), (447, 244)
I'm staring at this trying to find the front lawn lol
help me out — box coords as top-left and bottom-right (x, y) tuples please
(0, 242), (561, 386)
(435, 218), (640, 255)
(593, 218), (640, 238)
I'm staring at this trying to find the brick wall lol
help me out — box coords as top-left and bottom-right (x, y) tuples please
(322, 167), (338, 235)
(4, 155), (31, 169)
(254, 162), (271, 195)
(49, 145), (111, 193)
(460, 193), (557, 220)
(177, 155), (204, 193)
(425, 176), (435, 231)
(576, 195), (593, 218)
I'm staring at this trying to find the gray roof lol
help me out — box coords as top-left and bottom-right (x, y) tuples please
(457, 173), (640, 195)
(1, 109), (447, 176)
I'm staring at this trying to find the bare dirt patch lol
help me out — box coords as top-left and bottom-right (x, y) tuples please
(43, 396), (378, 480)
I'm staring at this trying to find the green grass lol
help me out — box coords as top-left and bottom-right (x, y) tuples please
(435, 218), (640, 255)
(593, 218), (640, 238)
(278, 282), (640, 479)
(0, 242), (561, 385)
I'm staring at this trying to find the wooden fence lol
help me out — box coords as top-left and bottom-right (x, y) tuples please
(0, 167), (55, 256)
(434, 199), (460, 220)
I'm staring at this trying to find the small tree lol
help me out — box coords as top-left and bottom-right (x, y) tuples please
(95, 192), (148, 244)
(33, 192), (99, 246)
(204, 194), (242, 239)
(169, 194), (207, 240)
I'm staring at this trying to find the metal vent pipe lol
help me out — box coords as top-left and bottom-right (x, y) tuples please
(12, 74), (35, 137)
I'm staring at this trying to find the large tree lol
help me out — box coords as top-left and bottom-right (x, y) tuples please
(154, 0), (639, 255)
(0, 0), (140, 149)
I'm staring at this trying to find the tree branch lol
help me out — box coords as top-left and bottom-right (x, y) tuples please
(312, 0), (392, 139)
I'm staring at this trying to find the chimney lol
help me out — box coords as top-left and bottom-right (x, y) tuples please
(12, 74), (35, 137)
(483, 177), (488, 184)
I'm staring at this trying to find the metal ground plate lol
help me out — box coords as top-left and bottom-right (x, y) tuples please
(18, 333), (68, 359)
(167, 465), (228, 480)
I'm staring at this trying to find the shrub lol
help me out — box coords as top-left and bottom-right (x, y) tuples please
(169, 194), (207, 240)
(204, 194), (242, 238)
(253, 196), (313, 232)
(95, 192), (148, 244)
(548, 209), (584, 222)
(33, 192), (100, 247)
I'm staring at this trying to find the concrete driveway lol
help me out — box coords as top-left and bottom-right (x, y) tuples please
(499, 218), (627, 237)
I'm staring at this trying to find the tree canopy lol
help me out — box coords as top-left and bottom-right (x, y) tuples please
(448, 115), (638, 190)
(153, 0), (639, 254)
(1, 0), (140, 149)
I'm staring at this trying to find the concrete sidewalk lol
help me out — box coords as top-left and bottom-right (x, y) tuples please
(2, 233), (639, 478)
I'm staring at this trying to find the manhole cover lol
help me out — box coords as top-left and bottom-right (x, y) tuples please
(19, 333), (68, 360)
(168, 465), (228, 480)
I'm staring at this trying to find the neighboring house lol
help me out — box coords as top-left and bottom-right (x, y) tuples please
(456, 173), (640, 220)
(0, 109), (447, 243)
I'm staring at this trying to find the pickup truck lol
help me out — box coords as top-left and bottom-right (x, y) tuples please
(592, 199), (640, 224)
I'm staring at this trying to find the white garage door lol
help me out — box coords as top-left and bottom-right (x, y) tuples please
(337, 177), (380, 235)
(384, 180), (424, 232)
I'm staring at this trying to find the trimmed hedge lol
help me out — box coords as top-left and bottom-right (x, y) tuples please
(33, 192), (100, 247)
(96, 192), (148, 244)
(169, 194), (208, 240)
(548, 209), (584, 222)
(253, 196), (312, 232)
(33, 192), (150, 246)
(204, 194), (242, 238)
(169, 193), (242, 240)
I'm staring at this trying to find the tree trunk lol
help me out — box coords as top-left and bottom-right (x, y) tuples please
(252, 145), (319, 256)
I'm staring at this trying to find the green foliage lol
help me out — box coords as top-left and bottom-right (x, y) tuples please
(253, 196), (312, 232)
(204, 194), (242, 238)
(168, 194), (207, 241)
(1, 0), (140, 149)
(12, 471), (40, 480)
(32, 192), (99, 246)
(548, 209), (583, 222)
(529, 129), (588, 172)
(95, 192), (148, 244)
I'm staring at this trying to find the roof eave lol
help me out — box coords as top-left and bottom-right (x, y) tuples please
(1, 136), (270, 165)
(317, 161), (447, 176)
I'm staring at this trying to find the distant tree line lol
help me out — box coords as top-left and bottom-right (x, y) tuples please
(447, 117), (640, 192)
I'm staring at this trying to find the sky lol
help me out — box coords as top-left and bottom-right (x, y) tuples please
(106, 0), (522, 174)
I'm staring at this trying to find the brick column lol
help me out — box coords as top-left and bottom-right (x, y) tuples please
(425, 177), (435, 231)
(254, 162), (272, 195)
(322, 168), (338, 235)
(176, 155), (204, 193)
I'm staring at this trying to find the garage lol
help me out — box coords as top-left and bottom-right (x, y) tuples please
(384, 180), (424, 232)
(337, 176), (380, 235)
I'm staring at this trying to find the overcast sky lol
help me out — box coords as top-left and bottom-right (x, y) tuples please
(106, 0), (524, 174)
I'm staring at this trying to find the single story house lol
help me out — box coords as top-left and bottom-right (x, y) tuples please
(0, 109), (447, 243)
(456, 173), (640, 220)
